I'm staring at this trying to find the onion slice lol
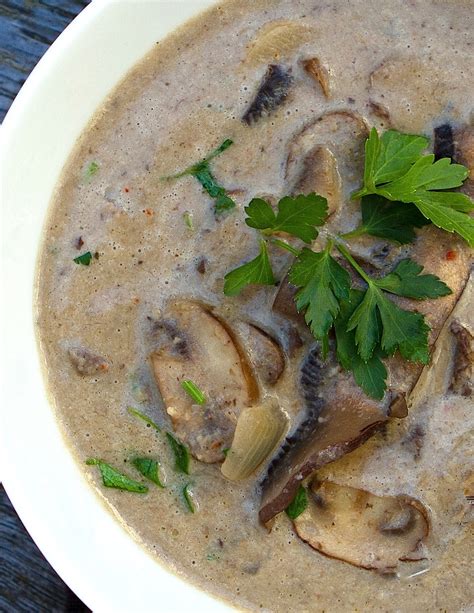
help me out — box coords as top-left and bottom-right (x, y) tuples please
(221, 401), (288, 481)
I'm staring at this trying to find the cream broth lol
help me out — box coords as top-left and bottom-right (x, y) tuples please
(36, 0), (473, 610)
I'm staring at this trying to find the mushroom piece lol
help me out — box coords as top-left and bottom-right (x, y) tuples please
(302, 57), (331, 98)
(285, 110), (368, 218)
(449, 321), (474, 397)
(68, 345), (109, 375)
(454, 125), (474, 198)
(369, 56), (449, 132)
(272, 273), (304, 322)
(233, 322), (285, 385)
(242, 64), (293, 125)
(150, 301), (259, 463)
(407, 271), (473, 410)
(259, 347), (389, 524)
(293, 479), (429, 571)
(434, 123), (455, 161)
(245, 21), (314, 65)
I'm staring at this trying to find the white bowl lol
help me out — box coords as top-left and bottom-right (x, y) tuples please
(0, 1), (229, 611)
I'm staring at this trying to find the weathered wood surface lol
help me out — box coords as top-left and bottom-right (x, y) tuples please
(1, 4), (92, 609)
(0, 0), (90, 121)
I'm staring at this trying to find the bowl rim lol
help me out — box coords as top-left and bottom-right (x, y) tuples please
(0, 1), (229, 611)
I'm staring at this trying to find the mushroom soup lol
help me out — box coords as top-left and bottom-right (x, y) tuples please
(36, 0), (473, 611)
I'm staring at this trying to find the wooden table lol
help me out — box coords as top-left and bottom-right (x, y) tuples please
(1, 3), (91, 609)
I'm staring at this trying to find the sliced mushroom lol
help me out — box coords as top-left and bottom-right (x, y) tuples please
(246, 21), (314, 65)
(369, 56), (449, 132)
(293, 479), (429, 571)
(233, 322), (285, 385)
(242, 64), (293, 125)
(272, 274), (304, 322)
(150, 301), (258, 462)
(221, 400), (288, 481)
(292, 147), (342, 217)
(302, 57), (331, 98)
(367, 100), (391, 125)
(434, 123), (455, 161)
(259, 347), (388, 524)
(407, 270), (473, 410)
(454, 125), (474, 198)
(68, 345), (109, 375)
(450, 321), (474, 397)
(285, 110), (368, 218)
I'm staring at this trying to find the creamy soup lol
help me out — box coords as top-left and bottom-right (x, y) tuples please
(36, 0), (473, 611)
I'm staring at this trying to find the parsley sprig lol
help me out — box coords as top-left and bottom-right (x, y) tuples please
(353, 128), (474, 246)
(163, 139), (236, 214)
(222, 128), (470, 399)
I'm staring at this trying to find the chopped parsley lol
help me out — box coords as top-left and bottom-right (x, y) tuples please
(127, 406), (161, 432)
(166, 432), (190, 475)
(73, 251), (93, 266)
(163, 139), (236, 215)
(353, 128), (474, 246)
(183, 211), (194, 230)
(85, 458), (148, 493)
(84, 160), (99, 181)
(285, 485), (308, 520)
(132, 457), (165, 488)
(183, 483), (196, 513)
(181, 380), (206, 405)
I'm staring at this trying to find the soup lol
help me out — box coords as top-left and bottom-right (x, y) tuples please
(36, 0), (473, 610)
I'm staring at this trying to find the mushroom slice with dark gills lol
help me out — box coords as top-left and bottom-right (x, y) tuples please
(285, 110), (369, 219)
(150, 301), (259, 463)
(293, 479), (429, 571)
(242, 64), (293, 125)
(259, 347), (389, 524)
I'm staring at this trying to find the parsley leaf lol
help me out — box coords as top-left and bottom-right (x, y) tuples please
(73, 251), (93, 266)
(86, 458), (148, 493)
(183, 483), (196, 513)
(245, 193), (328, 243)
(84, 160), (99, 182)
(166, 432), (190, 475)
(223, 240), (275, 296)
(375, 258), (452, 299)
(285, 485), (308, 520)
(346, 195), (429, 244)
(357, 128), (429, 194)
(181, 380), (206, 405)
(334, 290), (388, 400)
(347, 284), (430, 363)
(163, 139), (235, 215)
(127, 407), (162, 432)
(354, 128), (474, 246)
(289, 244), (351, 352)
(132, 457), (165, 488)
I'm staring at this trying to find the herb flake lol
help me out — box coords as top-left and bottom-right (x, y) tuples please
(181, 380), (206, 405)
(73, 251), (93, 266)
(163, 139), (235, 215)
(183, 483), (196, 513)
(132, 457), (164, 487)
(285, 485), (308, 520)
(166, 432), (190, 475)
(86, 458), (148, 493)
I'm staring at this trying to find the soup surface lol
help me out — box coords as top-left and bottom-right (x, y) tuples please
(36, 0), (473, 611)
